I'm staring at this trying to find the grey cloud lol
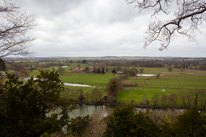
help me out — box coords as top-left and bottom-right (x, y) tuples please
(14, 0), (206, 57)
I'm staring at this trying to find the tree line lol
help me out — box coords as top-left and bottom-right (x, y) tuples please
(62, 88), (103, 102)
(141, 89), (206, 109)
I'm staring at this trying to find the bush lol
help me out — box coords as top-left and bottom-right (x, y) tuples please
(106, 78), (122, 97)
(160, 107), (206, 136)
(68, 115), (92, 136)
(103, 104), (159, 137)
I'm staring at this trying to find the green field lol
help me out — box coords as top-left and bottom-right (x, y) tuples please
(60, 72), (117, 87)
(144, 75), (206, 88)
(116, 87), (184, 103)
(61, 86), (106, 101)
(29, 64), (206, 104)
(29, 66), (117, 97)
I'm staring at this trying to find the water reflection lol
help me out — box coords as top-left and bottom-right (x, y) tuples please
(137, 74), (156, 76)
(64, 83), (93, 87)
(69, 105), (113, 119)
(137, 74), (164, 76)
(69, 105), (184, 119)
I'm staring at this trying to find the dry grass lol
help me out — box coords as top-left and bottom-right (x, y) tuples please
(161, 69), (206, 76)
(145, 109), (183, 124)
(83, 109), (110, 137)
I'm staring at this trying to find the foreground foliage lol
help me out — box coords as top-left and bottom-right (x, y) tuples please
(0, 70), (77, 137)
(161, 107), (206, 137)
(103, 104), (206, 137)
(103, 104), (159, 137)
(68, 115), (92, 136)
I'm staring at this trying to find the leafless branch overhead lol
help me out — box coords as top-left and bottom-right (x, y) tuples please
(0, 0), (36, 58)
(126, 0), (206, 50)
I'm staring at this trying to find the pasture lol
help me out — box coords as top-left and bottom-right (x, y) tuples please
(29, 64), (206, 104)
(117, 68), (206, 103)
(116, 87), (187, 103)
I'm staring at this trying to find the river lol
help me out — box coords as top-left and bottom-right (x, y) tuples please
(24, 77), (94, 87)
(67, 105), (183, 119)
(69, 105), (113, 118)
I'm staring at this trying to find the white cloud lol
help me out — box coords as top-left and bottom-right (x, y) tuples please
(15, 0), (206, 57)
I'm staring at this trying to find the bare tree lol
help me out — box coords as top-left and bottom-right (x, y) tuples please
(58, 66), (64, 75)
(13, 63), (29, 77)
(152, 94), (159, 106)
(168, 66), (173, 72)
(91, 88), (102, 101)
(141, 95), (150, 105)
(85, 92), (90, 102)
(156, 73), (160, 78)
(139, 68), (144, 74)
(168, 93), (179, 106)
(0, 0), (36, 58)
(161, 94), (168, 105)
(106, 78), (122, 97)
(84, 67), (90, 73)
(196, 89), (206, 107)
(127, 0), (206, 50)
(99, 61), (106, 69)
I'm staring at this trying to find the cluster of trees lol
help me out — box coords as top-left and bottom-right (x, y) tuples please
(5, 61), (65, 73)
(62, 88), (103, 102)
(141, 90), (206, 109)
(93, 67), (105, 74)
(111, 68), (117, 73)
(137, 60), (163, 67)
(0, 70), (78, 136)
(142, 93), (179, 106)
(104, 104), (158, 137)
(103, 59), (206, 71)
(106, 61), (138, 67)
(62, 77), (123, 104)
(103, 104), (206, 137)
(58, 66), (65, 75)
(10, 63), (30, 77)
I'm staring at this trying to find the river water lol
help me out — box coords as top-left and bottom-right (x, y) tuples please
(69, 105), (113, 119)
(49, 105), (184, 133)
(67, 105), (184, 119)
(24, 77), (94, 87)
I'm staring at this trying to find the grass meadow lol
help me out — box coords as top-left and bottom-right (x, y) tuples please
(60, 72), (117, 87)
(29, 64), (206, 104)
(61, 86), (106, 101)
(116, 87), (188, 103)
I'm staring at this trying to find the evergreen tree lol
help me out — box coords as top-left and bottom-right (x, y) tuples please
(160, 107), (206, 136)
(112, 68), (116, 73)
(104, 104), (158, 137)
(97, 68), (101, 74)
(102, 67), (105, 74)
(82, 59), (87, 63)
(93, 67), (96, 73)
(0, 70), (78, 136)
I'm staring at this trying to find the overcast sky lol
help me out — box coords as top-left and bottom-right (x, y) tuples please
(16, 0), (206, 57)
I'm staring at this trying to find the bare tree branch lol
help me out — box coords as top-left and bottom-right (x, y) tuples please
(0, 0), (36, 58)
(126, 0), (206, 50)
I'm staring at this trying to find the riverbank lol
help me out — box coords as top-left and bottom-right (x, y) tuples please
(68, 100), (205, 110)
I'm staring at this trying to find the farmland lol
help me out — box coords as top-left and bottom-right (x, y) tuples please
(4, 56), (206, 106)
(30, 65), (206, 105)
